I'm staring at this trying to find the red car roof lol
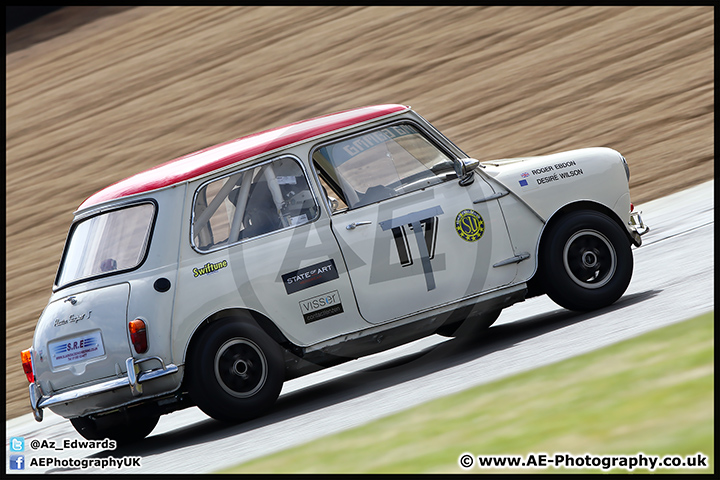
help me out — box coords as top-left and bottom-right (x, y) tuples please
(79, 104), (409, 210)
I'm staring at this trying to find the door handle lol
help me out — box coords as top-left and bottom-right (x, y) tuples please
(346, 221), (372, 230)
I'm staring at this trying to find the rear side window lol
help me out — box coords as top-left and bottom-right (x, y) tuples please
(192, 156), (319, 252)
(56, 203), (155, 288)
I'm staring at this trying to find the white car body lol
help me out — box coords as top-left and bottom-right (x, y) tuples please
(23, 104), (648, 443)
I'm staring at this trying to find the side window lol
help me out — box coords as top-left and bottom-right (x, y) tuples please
(192, 156), (318, 252)
(312, 123), (457, 211)
(56, 203), (155, 287)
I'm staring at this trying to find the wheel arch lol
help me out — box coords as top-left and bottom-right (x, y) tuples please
(527, 200), (629, 298)
(183, 308), (297, 368)
(182, 309), (288, 422)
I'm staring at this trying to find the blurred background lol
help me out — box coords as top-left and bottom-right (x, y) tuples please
(6, 6), (63, 32)
(5, 6), (713, 421)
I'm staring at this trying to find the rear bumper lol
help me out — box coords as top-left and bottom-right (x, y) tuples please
(29, 356), (178, 422)
(628, 210), (650, 247)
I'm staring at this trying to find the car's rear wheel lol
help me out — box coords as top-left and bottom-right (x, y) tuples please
(71, 411), (159, 445)
(540, 210), (633, 311)
(187, 321), (284, 423)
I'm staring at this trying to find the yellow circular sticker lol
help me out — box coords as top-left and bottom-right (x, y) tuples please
(455, 209), (485, 242)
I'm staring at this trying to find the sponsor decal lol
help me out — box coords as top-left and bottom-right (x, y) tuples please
(49, 331), (105, 368)
(299, 290), (343, 323)
(282, 259), (339, 294)
(193, 260), (228, 277)
(455, 209), (485, 242)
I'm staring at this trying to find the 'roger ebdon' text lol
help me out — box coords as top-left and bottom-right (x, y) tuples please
(533, 160), (584, 185)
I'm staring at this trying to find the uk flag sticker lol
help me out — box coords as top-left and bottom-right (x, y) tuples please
(519, 172), (530, 187)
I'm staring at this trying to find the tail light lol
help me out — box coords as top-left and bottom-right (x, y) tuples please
(21, 348), (34, 383)
(630, 203), (635, 212)
(129, 319), (148, 353)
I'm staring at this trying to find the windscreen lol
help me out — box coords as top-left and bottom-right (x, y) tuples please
(312, 123), (457, 209)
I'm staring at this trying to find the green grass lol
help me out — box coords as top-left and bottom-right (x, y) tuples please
(219, 312), (714, 474)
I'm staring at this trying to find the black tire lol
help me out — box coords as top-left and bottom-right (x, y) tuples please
(539, 210), (633, 311)
(71, 412), (159, 445)
(187, 321), (284, 423)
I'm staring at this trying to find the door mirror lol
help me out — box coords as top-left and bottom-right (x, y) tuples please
(456, 158), (480, 186)
(457, 158), (480, 176)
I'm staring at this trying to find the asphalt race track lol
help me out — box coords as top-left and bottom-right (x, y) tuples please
(6, 180), (713, 474)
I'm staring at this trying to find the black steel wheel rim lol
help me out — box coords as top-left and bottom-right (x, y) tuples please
(562, 229), (617, 289)
(214, 338), (268, 398)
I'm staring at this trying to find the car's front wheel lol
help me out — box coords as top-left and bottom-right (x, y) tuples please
(186, 320), (284, 423)
(539, 210), (633, 311)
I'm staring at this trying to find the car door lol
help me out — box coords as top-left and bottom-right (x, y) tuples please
(181, 154), (368, 347)
(313, 122), (518, 324)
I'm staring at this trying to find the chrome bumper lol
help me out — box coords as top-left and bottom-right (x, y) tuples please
(629, 210), (650, 247)
(29, 356), (178, 422)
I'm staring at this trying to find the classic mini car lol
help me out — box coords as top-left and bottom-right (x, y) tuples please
(22, 104), (648, 443)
